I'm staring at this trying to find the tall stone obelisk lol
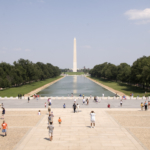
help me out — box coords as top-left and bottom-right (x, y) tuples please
(73, 38), (77, 72)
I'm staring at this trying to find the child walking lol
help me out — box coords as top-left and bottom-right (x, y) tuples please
(38, 110), (41, 115)
(58, 117), (62, 127)
(45, 102), (47, 108)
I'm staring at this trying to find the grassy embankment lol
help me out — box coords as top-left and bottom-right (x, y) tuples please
(65, 72), (84, 75)
(89, 77), (150, 97)
(0, 76), (63, 97)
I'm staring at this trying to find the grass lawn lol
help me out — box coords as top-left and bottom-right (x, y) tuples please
(0, 76), (63, 97)
(65, 72), (84, 75)
(89, 77), (150, 97)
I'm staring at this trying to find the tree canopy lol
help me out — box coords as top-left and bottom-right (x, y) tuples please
(0, 59), (61, 88)
(89, 56), (150, 89)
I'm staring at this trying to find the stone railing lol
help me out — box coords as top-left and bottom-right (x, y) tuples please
(0, 96), (150, 100)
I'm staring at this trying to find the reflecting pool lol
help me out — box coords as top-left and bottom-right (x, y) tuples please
(38, 76), (115, 97)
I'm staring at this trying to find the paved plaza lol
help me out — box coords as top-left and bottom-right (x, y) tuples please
(1, 99), (150, 150)
(0, 108), (148, 150)
(0, 98), (147, 108)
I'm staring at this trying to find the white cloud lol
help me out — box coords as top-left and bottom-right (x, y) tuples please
(13, 48), (21, 51)
(82, 45), (91, 49)
(125, 8), (150, 24)
(25, 49), (31, 52)
(125, 8), (150, 20)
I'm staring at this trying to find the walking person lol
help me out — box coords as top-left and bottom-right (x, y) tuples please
(1, 107), (5, 119)
(87, 99), (89, 105)
(47, 122), (54, 141)
(38, 110), (41, 115)
(58, 117), (62, 127)
(45, 102), (47, 108)
(144, 101), (148, 111)
(82, 98), (85, 104)
(120, 100), (123, 107)
(73, 103), (76, 113)
(90, 111), (96, 128)
(1, 120), (8, 137)
(63, 103), (66, 108)
(48, 112), (54, 124)
(49, 98), (52, 106)
(48, 105), (51, 114)
(28, 97), (30, 103)
(141, 102), (144, 111)
(115, 93), (117, 98)
(76, 103), (80, 112)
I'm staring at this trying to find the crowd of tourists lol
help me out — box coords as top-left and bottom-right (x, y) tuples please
(0, 103), (7, 137)
(45, 98), (62, 141)
(1, 95), (150, 140)
(140, 101), (150, 111)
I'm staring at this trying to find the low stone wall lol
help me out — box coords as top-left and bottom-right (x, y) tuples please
(0, 96), (150, 100)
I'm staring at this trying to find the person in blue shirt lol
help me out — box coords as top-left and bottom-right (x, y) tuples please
(63, 103), (66, 108)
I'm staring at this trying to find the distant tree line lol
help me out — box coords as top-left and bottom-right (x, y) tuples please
(60, 68), (90, 73)
(89, 56), (150, 89)
(0, 58), (61, 88)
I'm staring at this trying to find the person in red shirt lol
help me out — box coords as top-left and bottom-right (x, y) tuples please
(1, 120), (8, 137)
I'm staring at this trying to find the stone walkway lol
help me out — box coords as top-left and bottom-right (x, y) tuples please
(14, 108), (144, 150)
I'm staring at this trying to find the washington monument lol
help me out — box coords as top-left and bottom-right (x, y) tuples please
(73, 38), (77, 72)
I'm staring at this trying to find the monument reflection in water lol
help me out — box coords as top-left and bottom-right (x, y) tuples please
(38, 76), (115, 97)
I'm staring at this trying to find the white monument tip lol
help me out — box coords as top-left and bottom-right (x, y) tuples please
(73, 38), (77, 72)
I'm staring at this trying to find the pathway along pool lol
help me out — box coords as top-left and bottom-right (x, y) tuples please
(38, 76), (115, 97)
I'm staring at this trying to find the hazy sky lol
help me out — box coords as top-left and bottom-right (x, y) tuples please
(0, 0), (150, 69)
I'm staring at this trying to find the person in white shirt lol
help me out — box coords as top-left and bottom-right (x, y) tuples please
(90, 111), (95, 128)
(82, 98), (85, 104)
(74, 99), (76, 103)
(76, 103), (80, 112)
(38, 110), (41, 115)
(49, 98), (52, 105)
(102, 94), (104, 97)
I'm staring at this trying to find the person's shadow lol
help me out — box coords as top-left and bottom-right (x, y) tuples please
(44, 138), (50, 141)
(0, 134), (4, 137)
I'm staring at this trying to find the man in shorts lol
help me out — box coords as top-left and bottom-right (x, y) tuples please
(47, 122), (54, 141)
(90, 111), (95, 128)
(48, 113), (54, 124)
(48, 105), (51, 114)
(1, 120), (8, 137)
